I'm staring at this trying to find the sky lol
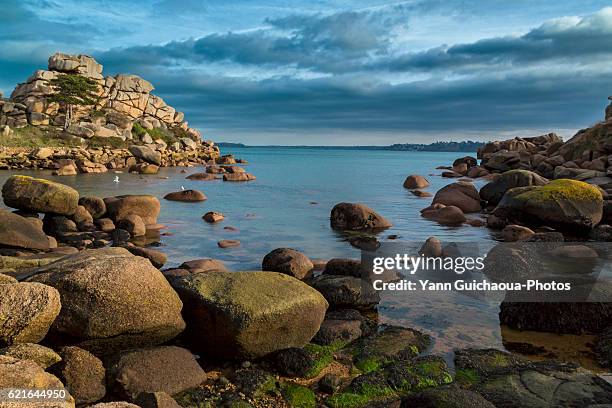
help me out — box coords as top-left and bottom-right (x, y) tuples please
(1, 0), (612, 145)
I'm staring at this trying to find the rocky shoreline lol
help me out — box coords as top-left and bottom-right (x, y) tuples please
(1, 78), (612, 406)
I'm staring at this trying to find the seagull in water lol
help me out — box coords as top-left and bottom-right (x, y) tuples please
(113, 176), (120, 183)
(181, 185), (185, 191)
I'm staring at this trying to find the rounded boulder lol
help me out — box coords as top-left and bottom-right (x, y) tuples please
(27, 247), (185, 355)
(173, 272), (328, 359)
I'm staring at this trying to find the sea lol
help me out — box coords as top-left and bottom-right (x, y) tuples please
(0, 147), (603, 370)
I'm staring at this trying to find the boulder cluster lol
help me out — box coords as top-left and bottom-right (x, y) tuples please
(0, 53), (221, 173)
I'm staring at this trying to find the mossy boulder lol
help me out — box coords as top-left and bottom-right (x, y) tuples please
(282, 383), (316, 408)
(492, 179), (603, 232)
(327, 356), (452, 408)
(2, 175), (79, 215)
(273, 342), (344, 378)
(0, 208), (51, 250)
(173, 271), (328, 359)
(454, 348), (612, 407)
(400, 384), (495, 408)
(27, 247), (185, 354)
(349, 326), (431, 373)
(479, 169), (548, 206)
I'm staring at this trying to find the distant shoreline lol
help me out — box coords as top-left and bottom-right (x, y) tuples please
(217, 141), (485, 152)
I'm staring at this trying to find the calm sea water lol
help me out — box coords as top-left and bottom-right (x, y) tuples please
(1, 147), (600, 368)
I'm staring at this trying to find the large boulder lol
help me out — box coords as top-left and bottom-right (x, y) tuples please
(104, 195), (160, 225)
(262, 248), (314, 279)
(27, 248), (185, 354)
(129, 145), (162, 166)
(479, 169), (549, 206)
(492, 179), (603, 232)
(106, 346), (206, 400)
(432, 182), (481, 213)
(330, 203), (392, 230)
(0, 282), (61, 346)
(53, 346), (106, 405)
(0, 209), (51, 250)
(173, 272), (328, 359)
(2, 175), (79, 215)
(454, 348), (612, 407)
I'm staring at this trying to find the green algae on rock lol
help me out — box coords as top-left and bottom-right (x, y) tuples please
(2, 174), (79, 215)
(492, 178), (604, 232)
(173, 271), (328, 359)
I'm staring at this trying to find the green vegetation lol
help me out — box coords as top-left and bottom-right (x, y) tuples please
(87, 136), (129, 149)
(516, 178), (602, 203)
(354, 356), (382, 374)
(454, 368), (480, 386)
(132, 121), (179, 145)
(48, 73), (99, 129)
(303, 341), (346, 378)
(326, 384), (395, 408)
(327, 357), (452, 408)
(0, 126), (72, 148)
(281, 383), (316, 408)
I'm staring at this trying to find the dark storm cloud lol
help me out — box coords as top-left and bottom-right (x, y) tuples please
(146, 68), (611, 134)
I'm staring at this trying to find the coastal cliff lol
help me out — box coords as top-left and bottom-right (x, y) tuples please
(0, 53), (220, 173)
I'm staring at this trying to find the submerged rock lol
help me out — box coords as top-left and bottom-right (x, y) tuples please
(2, 175), (79, 215)
(173, 271), (328, 359)
(330, 202), (392, 231)
(27, 247), (185, 354)
(0, 282), (61, 346)
(499, 301), (612, 334)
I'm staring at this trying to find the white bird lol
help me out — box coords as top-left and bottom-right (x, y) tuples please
(181, 185), (185, 190)
(113, 176), (120, 183)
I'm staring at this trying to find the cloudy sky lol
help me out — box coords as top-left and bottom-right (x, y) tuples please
(1, 0), (612, 144)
